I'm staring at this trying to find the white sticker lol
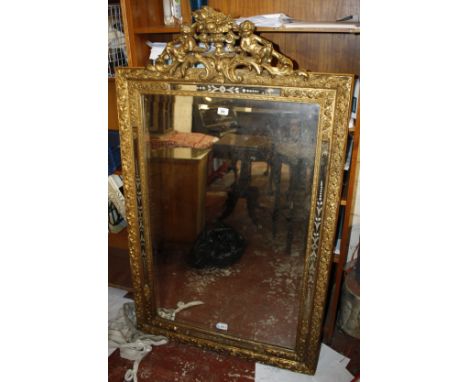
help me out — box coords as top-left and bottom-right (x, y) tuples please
(217, 107), (229, 116)
(216, 322), (228, 331)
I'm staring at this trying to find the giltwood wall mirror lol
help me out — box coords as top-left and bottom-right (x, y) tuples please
(116, 7), (353, 374)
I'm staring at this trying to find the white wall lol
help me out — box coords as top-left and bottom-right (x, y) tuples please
(173, 96), (193, 133)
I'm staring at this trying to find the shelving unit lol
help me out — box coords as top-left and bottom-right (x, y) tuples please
(120, 0), (360, 73)
(110, 0), (360, 337)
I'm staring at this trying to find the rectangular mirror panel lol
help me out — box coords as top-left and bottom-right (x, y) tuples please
(143, 93), (320, 349)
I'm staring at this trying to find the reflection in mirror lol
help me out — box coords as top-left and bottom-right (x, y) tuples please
(143, 93), (319, 349)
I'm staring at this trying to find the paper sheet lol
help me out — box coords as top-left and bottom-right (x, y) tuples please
(255, 343), (354, 382)
(235, 13), (292, 28)
(282, 22), (359, 30)
(146, 42), (168, 61)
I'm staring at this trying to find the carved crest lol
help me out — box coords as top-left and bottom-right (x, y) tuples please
(147, 7), (307, 82)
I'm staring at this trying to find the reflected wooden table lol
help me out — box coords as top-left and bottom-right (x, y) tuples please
(212, 133), (272, 224)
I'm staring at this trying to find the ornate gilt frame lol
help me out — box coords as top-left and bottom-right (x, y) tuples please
(116, 7), (353, 374)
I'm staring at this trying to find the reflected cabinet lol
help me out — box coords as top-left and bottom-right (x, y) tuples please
(116, 7), (353, 374)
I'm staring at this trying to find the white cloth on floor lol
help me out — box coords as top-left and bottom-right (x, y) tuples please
(109, 302), (168, 382)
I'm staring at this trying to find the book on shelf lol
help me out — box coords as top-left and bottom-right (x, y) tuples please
(344, 134), (354, 171)
(339, 133), (354, 202)
(349, 77), (360, 128)
(351, 78), (360, 120)
(333, 206), (346, 255)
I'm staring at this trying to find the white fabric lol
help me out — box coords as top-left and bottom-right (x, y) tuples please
(157, 300), (204, 321)
(108, 300), (204, 381)
(109, 302), (168, 382)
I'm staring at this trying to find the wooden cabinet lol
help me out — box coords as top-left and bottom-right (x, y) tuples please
(149, 148), (209, 245)
(112, 0), (360, 335)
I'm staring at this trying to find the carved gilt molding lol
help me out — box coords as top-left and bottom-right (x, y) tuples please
(146, 6), (307, 82)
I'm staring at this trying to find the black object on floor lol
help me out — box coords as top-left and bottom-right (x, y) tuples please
(187, 222), (246, 268)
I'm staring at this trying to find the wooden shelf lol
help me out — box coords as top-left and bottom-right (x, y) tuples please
(133, 25), (360, 35)
(257, 25), (360, 34)
(134, 25), (183, 34)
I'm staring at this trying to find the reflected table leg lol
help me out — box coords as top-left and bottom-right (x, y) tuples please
(286, 159), (312, 254)
(271, 155), (282, 237)
(285, 161), (300, 253)
(220, 157), (254, 222)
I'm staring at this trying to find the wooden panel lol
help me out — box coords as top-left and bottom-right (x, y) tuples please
(121, 0), (138, 66)
(260, 32), (359, 74)
(208, 0), (360, 21)
(128, 0), (165, 29)
(108, 78), (119, 131)
(180, 0), (192, 23)
(109, 227), (129, 250)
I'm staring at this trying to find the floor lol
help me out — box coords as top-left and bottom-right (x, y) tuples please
(152, 162), (311, 349)
(155, 200), (305, 349)
(108, 288), (359, 382)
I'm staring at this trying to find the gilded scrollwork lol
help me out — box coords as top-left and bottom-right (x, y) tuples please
(146, 6), (306, 82)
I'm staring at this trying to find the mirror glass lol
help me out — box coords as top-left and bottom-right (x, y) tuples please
(142, 93), (319, 349)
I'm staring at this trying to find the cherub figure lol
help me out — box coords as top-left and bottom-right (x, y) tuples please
(238, 21), (273, 64)
(159, 23), (205, 64)
(238, 20), (293, 70)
